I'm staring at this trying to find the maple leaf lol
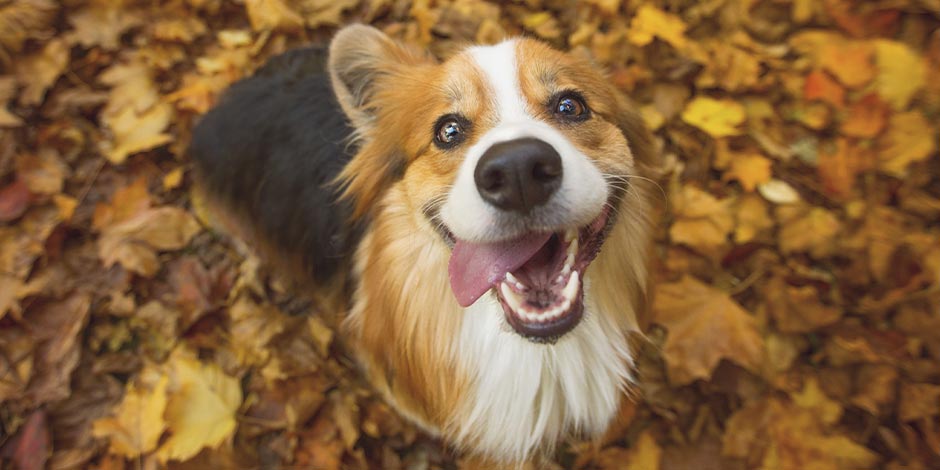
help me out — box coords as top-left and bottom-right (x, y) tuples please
(818, 38), (875, 89)
(653, 275), (765, 385)
(92, 367), (169, 458)
(14, 38), (69, 106)
(877, 111), (935, 177)
(669, 186), (734, 257)
(244, 0), (305, 32)
(66, 3), (144, 50)
(98, 59), (174, 164)
(98, 206), (202, 277)
(724, 153), (772, 192)
(626, 4), (688, 50)
(764, 276), (842, 333)
(777, 205), (841, 258)
(156, 351), (242, 462)
(804, 70), (845, 108)
(874, 39), (927, 110)
(681, 97), (746, 137)
(840, 93), (888, 138)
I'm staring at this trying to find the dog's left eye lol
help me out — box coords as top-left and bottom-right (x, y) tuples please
(553, 93), (589, 120)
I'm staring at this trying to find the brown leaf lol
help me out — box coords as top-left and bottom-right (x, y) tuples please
(14, 38), (69, 106)
(5, 410), (50, 470)
(245, 0), (305, 32)
(840, 93), (888, 138)
(15, 150), (68, 195)
(764, 276), (842, 333)
(899, 383), (940, 422)
(0, 178), (32, 222)
(654, 276), (765, 385)
(669, 186), (734, 258)
(777, 205), (841, 258)
(98, 207), (202, 277)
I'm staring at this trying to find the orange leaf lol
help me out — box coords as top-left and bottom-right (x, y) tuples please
(804, 70), (845, 108)
(840, 93), (888, 138)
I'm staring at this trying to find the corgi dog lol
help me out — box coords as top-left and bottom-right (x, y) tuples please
(190, 24), (659, 464)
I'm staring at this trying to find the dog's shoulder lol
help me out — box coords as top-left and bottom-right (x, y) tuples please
(190, 46), (361, 286)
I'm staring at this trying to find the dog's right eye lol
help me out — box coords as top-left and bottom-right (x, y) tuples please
(434, 115), (468, 149)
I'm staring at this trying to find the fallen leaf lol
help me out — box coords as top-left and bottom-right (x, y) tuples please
(734, 194), (774, 243)
(804, 70), (845, 108)
(877, 111), (935, 177)
(681, 97), (747, 137)
(92, 367), (168, 458)
(15, 150), (68, 195)
(156, 351), (242, 462)
(14, 38), (68, 105)
(777, 205), (841, 257)
(899, 383), (940, 422)
(654, 276), (765, 385)
(98, 207), (202, 277)
(724, 153), (772, 191)
(98, 59), (173, 164)
(244, 0), (305, 32)
(819, 39), (875, 89)
(764, 276), (842, 333)
(818, 138), (873, 199)
(874, 40), (927, 109)
(757, 179), (801, 204)
(840, 94), (888, 138)
(7, 410), (50, 470)
(669, 186), (734, 257)
(626, 430), (662, 470)
(66, 3), (144, 50)
(626, 4), (688, 50)
(0, 179), (32, 222)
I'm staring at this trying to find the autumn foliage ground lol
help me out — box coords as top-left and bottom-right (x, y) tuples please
(1, 0), (939, 469)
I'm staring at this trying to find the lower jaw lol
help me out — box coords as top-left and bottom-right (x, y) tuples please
(496, 277), (586, 344)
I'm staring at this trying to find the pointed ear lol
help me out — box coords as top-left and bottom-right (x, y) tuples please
(328, 25), (431, 132)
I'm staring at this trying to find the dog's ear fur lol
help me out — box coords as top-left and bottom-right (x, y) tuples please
(328, 25), (430, 134)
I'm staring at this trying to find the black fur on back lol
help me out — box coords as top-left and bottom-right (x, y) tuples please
(189, 46), (360, 285)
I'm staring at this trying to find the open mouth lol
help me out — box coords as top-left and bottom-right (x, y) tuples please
(447, 207), (613, 342)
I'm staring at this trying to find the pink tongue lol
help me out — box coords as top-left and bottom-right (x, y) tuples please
(448, 233), (552, 307)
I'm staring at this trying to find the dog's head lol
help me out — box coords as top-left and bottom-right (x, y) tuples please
(329, 25), (658, 343)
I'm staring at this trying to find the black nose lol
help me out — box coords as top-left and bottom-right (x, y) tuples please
(474, 138), (563, 213)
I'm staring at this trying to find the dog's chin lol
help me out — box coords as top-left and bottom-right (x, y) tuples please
(438, 205), (615, 344)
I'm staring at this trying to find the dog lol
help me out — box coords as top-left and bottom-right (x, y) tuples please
(190, 24), (660, 464)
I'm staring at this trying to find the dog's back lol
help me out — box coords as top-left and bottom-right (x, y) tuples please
(189, 47), (359, 288)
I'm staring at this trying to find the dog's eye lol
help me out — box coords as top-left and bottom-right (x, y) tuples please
(434, 115), (468, 149)
(553, 93), (589, 121)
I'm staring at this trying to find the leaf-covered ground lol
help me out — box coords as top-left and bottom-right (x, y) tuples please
(1, 0), (939, 468)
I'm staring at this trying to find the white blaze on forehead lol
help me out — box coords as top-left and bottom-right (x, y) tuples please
(468, 40), (529, 123)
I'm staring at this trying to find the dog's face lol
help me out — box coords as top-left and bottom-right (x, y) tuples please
(330, 26), (656, 343)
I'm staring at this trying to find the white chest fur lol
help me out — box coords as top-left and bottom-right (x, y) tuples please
(450, 279), (634, 462)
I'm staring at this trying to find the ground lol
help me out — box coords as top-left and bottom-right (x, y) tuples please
(1, 0), (939, 469)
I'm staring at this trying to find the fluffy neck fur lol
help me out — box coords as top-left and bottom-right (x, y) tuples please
(344, 184), (653, 463)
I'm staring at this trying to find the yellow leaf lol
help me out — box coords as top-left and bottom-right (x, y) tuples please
(626, 4), (688, 50)
(244, 0), (304, 32)
(792, 377), (842, 425)
(734, 194), (774, 243)
(654, 276), (765, 385)
(156, 353), (242, 462)
(777, 205), (841, 257)
(626, 431), (662, 470)
(724, 153), (772, 191)
(93, 368), (168, 458)
(669, 186), (734, 256)
(163, 167), (184, 191)
(819, 40), (875, 89)
(878, 111), (935, 177)
(14, 37), (68, 105)
(874, 40), (927, 110)
(681, 97), (746, 137)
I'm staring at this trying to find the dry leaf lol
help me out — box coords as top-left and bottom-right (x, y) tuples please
(654, 276), (764, 385)
(777, 205), (841, 257)
(840, 94), (888, 138)
(156, 351), (242, 462)
(724, 153), (772, 191)
(877, 111), (935, 177)
(681, 97), (746, 137)
(92, 367), (169, 458)
(15, 38), (68, 106)
(245, 0), (305, 32)
(874, 40), (927, 110)
(627, 4), (688, 50)
(669, 186), (734, 257)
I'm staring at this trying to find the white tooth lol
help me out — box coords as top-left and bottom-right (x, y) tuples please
(562, 271), (580, 301)
(564, 228), (578, 244)
(500, 282), (525, 312)
(505, 272), (525, 291)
